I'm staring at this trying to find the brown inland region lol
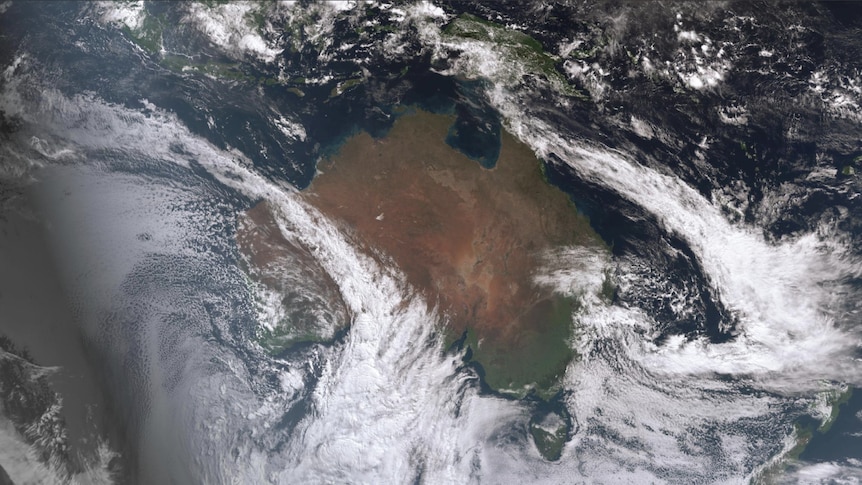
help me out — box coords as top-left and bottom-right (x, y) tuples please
(236, 201), (349, 353)
(296, 109), (602, 393)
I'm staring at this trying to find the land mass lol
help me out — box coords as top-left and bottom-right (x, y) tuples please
(299, 109), (603, 394)
(236, 201), (349, 354)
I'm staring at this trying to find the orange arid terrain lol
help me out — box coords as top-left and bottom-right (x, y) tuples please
(240, 109), (604, 393)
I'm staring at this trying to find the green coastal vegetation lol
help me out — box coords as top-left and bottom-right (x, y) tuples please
(116, 4), (589, 99)
(442, 13), (586, 98)
(529, 412), (569, 461)
(122, 12), (164, 54)
(257, 327), (329, 355)
(460, 296), (576, 400)
(755, 388), (854, 483)
(819, 387), (853, 434)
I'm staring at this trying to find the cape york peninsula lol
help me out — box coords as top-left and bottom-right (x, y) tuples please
(237, 109), (606, 397)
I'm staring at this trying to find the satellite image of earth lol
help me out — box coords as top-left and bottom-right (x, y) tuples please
(2, 1), (862, 483)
